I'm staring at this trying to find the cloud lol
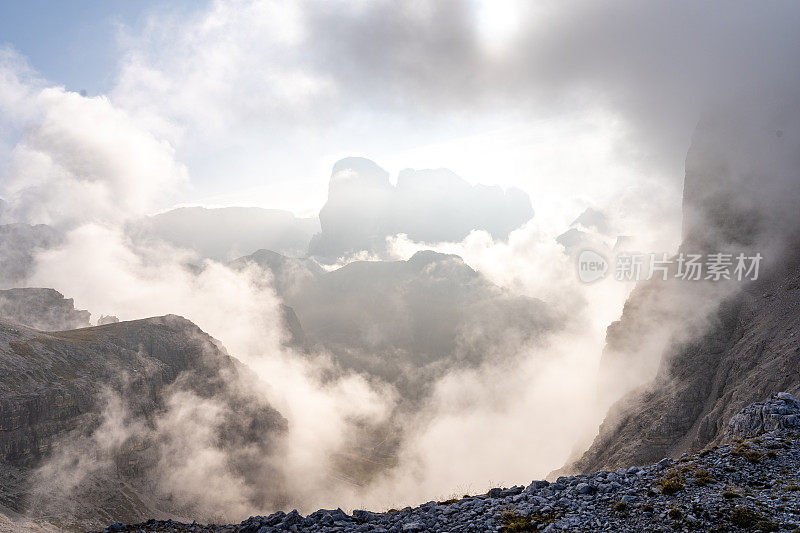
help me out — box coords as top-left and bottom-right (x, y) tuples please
(3, 0), (800, 523)
(110, 0), (800, 182)
(0, 85), (188, 226)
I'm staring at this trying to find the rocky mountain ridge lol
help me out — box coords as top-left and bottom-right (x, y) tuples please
(233, 248), (555, 400)
(0, 313), (287, 529)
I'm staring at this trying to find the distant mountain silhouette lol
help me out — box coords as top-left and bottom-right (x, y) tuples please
(308, 158), (534, 262)
(233, 248), (554, 399)
(129, 206), (319, 261)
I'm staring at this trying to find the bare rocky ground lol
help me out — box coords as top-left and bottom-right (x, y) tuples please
(97, 393), (800, 533)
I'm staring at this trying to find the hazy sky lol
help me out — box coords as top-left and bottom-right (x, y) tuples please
(0, 1), (201, 95)
(2, 0), (799, 226)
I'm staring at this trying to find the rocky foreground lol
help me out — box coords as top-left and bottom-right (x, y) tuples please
(98, 393), (800, 533)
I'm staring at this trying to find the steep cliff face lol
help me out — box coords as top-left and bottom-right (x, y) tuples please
(572, 256), (800, 473)
(0, 314), (287, 527)
(571, 104), (800, 474)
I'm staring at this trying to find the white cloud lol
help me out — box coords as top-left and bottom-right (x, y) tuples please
(0, 65), (188, 226)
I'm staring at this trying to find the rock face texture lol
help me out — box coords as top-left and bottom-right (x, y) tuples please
(0, 288), (91, 330)
(308, 158), (533, 261)
(573, 245), (800, 475)
(728, 392), (800, 438)
(100, 394), (800, 532)
(0, 315), (286, 529)
(572, 105), (800, 474)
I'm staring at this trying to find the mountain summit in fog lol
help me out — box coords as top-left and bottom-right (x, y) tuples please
(309, 158), (533, 261)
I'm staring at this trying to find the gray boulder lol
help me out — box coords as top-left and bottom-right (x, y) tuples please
(728, 392), (800, 437)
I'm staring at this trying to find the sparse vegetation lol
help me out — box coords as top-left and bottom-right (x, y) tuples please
(499, 512), (534, 532)
(668, 507), (682, 520)
(757, 518), (780, 532)
(694, 469), (713, 486)
(729, 506), (761, 528)
(659, 471), (685, 495)
(722, 489), (741, 499)
(733, 442), (763, 463)
(527, 510), (561, 529)
(614, 501), (628, 513)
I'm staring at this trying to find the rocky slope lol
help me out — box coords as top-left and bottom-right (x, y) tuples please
(99, 393), (800, 532)
(0, 314), (286, 529)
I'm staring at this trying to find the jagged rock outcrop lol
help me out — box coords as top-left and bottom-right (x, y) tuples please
(0, 288), (91, 330)
(728, 392), (800, 438)
(0, 314), (287, 528)
(308, 158), (533, 261)
(97, 315), (120, 325)
(572, 247), (800, 475)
